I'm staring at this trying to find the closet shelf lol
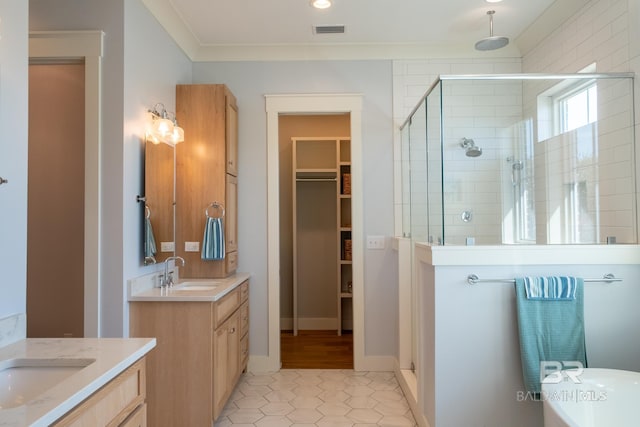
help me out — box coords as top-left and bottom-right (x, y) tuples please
(340, 293), (353, 298)
(340, 260), (353, 265)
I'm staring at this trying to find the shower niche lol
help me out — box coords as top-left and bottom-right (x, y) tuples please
(400, 73), (637, 245)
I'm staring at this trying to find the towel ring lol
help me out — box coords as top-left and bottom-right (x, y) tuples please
(145, 205), (151, 219)
(205, 202), (225, 219)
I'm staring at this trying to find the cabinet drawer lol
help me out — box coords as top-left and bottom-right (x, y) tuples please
(226, 251), (238, 273)
(214, 287), (240, 328)
(240, 301), (249, 337)
(53, 358), (146, 427)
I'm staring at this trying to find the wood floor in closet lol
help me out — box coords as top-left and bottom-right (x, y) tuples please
(281, 330), (353, 369)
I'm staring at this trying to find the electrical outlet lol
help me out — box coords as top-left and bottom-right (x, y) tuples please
(366, 235), (385, 249)
(185, 241), (200, 252)
(160, 241), (175, 252)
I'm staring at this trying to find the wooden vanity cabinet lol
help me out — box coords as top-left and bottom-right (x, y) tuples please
(52, 358), (147, 427)
(175, 84), (238, 278)
(129, 280), (249, 427)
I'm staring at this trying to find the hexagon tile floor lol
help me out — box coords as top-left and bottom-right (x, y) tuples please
(215, 369), (417, 427)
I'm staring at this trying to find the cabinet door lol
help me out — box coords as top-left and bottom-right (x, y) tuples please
(225, 174), (238, 253)
(226, 93), (238, 177)
(213, 311), (240, 419)
(226, 311), (240, 388)
(213, 324), (229, 418)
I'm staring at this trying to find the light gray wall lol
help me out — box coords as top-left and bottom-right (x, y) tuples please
(122, 0), (192, 335)
(29, 0), (192, 336)
(0, 1), (29, 321)
(192, 61), (398, 357)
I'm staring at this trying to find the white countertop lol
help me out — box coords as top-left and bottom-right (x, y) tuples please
(414, 243), (640, 266)
(128, 272), (250, 302)
(0, 337), (156, 427)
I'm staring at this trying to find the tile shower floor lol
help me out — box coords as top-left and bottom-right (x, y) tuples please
(215, 370), (417, 427)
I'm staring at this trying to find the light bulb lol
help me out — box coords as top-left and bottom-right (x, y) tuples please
(311, 0), (332, 9)
(170, 126), (185, 144)
(152, 117), (174, 140)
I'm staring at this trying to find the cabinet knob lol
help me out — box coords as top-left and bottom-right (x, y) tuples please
(229, 327), (236, 334)
(0, 177), (7, 185)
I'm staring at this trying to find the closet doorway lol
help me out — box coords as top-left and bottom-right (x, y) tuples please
(279, 114), (353, 369)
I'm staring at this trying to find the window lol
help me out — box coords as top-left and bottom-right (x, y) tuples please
(555, 81), (598, 134)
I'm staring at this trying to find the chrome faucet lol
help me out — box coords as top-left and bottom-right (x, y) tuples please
(161, 256), (185, 287)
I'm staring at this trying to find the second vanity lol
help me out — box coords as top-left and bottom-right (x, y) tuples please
(128, 272), (249, 427)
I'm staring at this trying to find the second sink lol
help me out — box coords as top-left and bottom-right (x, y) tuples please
(172, 280), (220, 291)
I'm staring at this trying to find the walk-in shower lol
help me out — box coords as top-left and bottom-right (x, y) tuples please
(400, 73), (636, 246)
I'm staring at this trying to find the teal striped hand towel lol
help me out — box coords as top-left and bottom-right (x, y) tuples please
(144, 217), (157, 258)
(201, 216), (225, 260)
(515, 277), (587, 394)
(524, 276), (577, 300)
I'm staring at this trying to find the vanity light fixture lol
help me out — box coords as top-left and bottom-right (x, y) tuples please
(485, 0), (503, 3)
(147, 103), (184, 146)
(311, 0), (332, 9)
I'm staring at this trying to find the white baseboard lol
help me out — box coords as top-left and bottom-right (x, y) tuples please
(247, 355), (280, 373)
(394, 360), (430, 427)
(357, 355), (395, 371)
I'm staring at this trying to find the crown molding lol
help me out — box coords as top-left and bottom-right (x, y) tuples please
(141, 0), (522, 62)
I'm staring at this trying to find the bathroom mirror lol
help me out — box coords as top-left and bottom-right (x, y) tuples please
(142, 140), (175, 264)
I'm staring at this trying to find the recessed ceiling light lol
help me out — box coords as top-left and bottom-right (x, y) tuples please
(311, 0), (332, 9)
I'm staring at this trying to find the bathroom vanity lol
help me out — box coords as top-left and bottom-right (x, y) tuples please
(128, 273), (249, 426)
(0, 338), (155, 427)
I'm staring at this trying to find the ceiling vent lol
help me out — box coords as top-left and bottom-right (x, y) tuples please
(314, 25), (345, 34)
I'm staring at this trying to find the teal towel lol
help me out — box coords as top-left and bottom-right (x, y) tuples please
(515, 277), (587, 393)
(201, 216), (225, 260)
(144, 217), (157, 258)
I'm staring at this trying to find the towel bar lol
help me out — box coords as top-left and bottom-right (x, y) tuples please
(467, 273), (621, 285)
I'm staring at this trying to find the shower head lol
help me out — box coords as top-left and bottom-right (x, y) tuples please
(460, 138), (483, 157)
(475, 10), (509, 51)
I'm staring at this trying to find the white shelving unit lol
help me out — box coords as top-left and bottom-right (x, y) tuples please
(292, 137), (352, 336)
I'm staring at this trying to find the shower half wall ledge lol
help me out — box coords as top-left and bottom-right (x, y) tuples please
(399, 73), (637, 246)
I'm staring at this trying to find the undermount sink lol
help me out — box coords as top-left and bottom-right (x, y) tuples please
(171, 281), (220, 291)
(173, 285), (217, 291)
(0, 358), (95, 409)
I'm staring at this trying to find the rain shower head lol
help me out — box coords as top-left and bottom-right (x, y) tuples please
(475, 10), (509, 51)
(460, 138), (483, 157)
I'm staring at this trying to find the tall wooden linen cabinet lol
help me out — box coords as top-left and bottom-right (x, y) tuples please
(176, 84), (238, 278)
